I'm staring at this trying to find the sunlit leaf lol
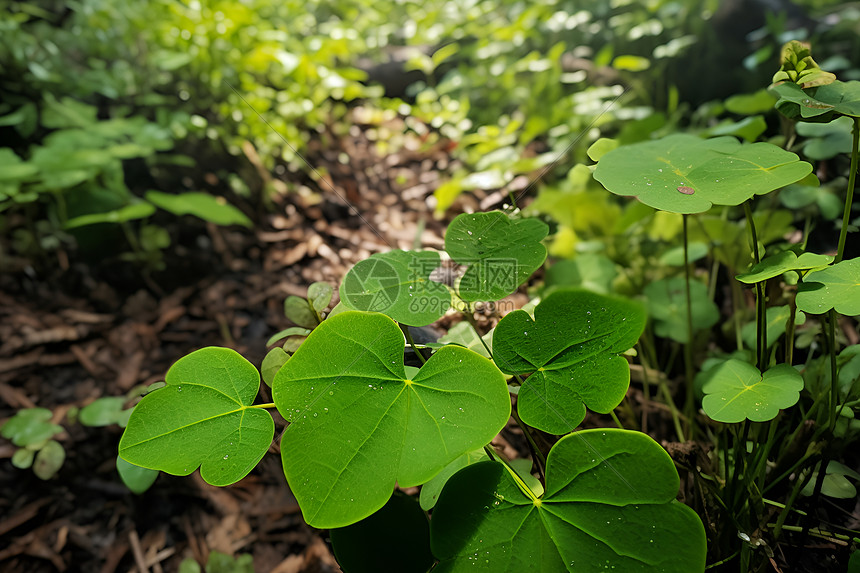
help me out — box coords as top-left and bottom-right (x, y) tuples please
(145, 191), (252, 227)
(736, 250), (833, 283)
(272, 311), (510, 528)
(701, 360), (803, 423)
(64, 203), (156, 230)
(771, 81), (860, 122)
(430, 430), (706, 572)
(771, 41), (836, 89)
(119, 347), (274, 486)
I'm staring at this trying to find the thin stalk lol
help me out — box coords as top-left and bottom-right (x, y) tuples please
(835, 116), (859, 264)
(774, 465), (816, 539)
(827, 309), (839, 433)
(743, 201), (766, 371)
(681, 214), (695, 438)
(402, 325), (427, 364)
(609, 410), (625, 430)
(636, 343), (652, 433)
(659, 381), (686, 443)
(511, 408), (547, 473)
(250, 403), (276, 409)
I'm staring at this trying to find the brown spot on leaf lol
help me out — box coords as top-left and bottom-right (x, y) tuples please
(677, 186), (695, 195)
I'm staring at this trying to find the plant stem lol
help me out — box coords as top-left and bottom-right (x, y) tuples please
(402, 324), (427, 364)
(681, 214), (695, 440)
(835, 116), (859, 264)
(511, 408), (546, 480)
(743, 201), (767, 371)
(827, 309), (839, 433)
(250, 403), (276, 409)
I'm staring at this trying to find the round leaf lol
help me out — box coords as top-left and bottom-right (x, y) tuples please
(33, 440), (65, 480)
(445, 212), (548, 302)
(735, 250), (833, 284)
(79, 396), (128, 427)
(796, 258), (860, 315)
(272, 311), (510, 528)
(119, 347), (274, 486)
(430, 430), (707, 572)
(145, 190), (252, 227)
(594, 134), (812, 214)
(261, 347), (289, 387)
(308, 282), (333, 312)
(330, 492), (434, 573)
(701, 360), (803, 423)
(339, 250), (452, 326)
(284, 296), (318, 328)
(494, 290), (646, 434)
(644, 277), (719, 343)
(117, 456), (159, 494)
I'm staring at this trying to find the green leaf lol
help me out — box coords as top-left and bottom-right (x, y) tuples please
(145, 191), (252, 227)
(0, 408), (63, 447)
(725, 89), (777, 115)
(586, 138), (619, 162)
(308, 282), (333, 312)
(266, 326), (312, 347)
(284, 296), (318, 329)
(702, 116), (767, 142)
(339, 250), (451, 326)
(64, 203), (156, 230)
(771, 81), (860, 122)
(41, 95), (98, 128)
(119, 347), (274, 486)
(0, 148), (38, 181)
(430, 430), (707, 572)
(797, 116), (854, 160)
(420, 449), (489, 511)
(736, 250), (833, 283)
(12, 448), (35, 469)
(445, 212), (548, 302)
(438, 322), (493, 359)
(544, 254), (618, 294)
(701, 360), (803, 423)
(272, 311), (510, 528)
(261, 347), (289, 388)
(801, 461), (860, 499)
(644, 277), (719, 343)
(741, 305), (793, 350)
(771, 41), (836, 89)
(79, 396), (128, 427)
(117, 456), (159, 494)
(659, 242), (709, 267)
(796, 258), (860, 315)
(594, 134), (812, 214)
(331, 492), (434, 573)
(493, 290), (646, 434)
(33, 440), (65, 480)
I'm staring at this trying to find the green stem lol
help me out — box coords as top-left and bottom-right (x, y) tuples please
(511, 408), (547, 480)
(609, 410), (624, 430)
(251, 403), (276, 409)
(682, 214), (695, 439)
(402, 325), (427, 364)
(835, 116), (859, 264)
(743, 201), (766, 371)
(773, 465), (816, 539)
(827, 309), (839, 434)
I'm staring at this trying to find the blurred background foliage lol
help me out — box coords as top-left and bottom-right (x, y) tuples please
(0, 0), (858, 271)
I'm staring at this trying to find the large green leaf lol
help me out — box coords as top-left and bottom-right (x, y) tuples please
(339, 250), (452, 326)
(796, 258), (860, 315)
(145, 191), (252, 227)
(119, 348), (274, 486)
(644, 277), (720, 343)
(701, 360), (803, 423)
(272, 311), (510, 528)
(593, 134), (812, 214)
(493, 290), (646, 434)
(430, 430), (706, 572)
(736, 250), (833, 284)
(771, 80), (860, 122)
(445, 212), (548, 302)
(330, 493), (434, 573)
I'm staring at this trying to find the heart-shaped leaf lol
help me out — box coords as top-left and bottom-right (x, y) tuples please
(771, 80), (860, 122)
(445, 212), (548, 302)
(119, 347), (274, 486)
(644, 277), (720, 343)
(272, 311), (510, 528)
(736, 250), (833, 283)
(701, 360), (803, 423)
(493, 290), (646, 434)
(330, 492), (434, 573)
(430, 430), (706, 572)
(593, 134), (812, 214)
(339, 250), (452, 326)
(796, 258), (860, 315)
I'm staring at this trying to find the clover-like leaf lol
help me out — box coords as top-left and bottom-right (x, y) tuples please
(339, 250), (452, 326)
(593, 134), (812, 214)
(272, 311), (510, 528)
(330, 493), (434, 573)
(445, 212), (548, 302)
(119, 347), (274, 487)
(701, 360), (803, 423)
(430, 430), (706, 573)
(644, 277), (719, 343)
(771, 80), (860, 123)
(493, 290), (646, 434)
(796, 258), (860, 315)
(735, 250), (833, 283)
